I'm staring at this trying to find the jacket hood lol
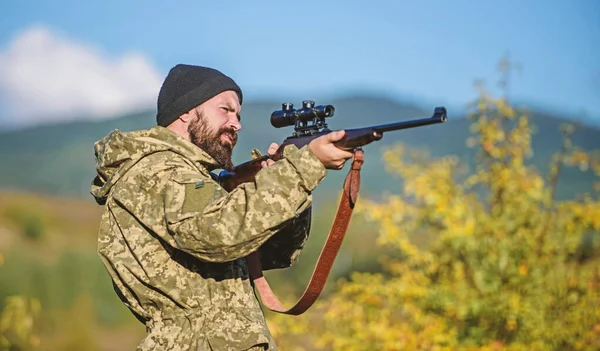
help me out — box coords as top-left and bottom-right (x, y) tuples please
(90, 126), (220, 205)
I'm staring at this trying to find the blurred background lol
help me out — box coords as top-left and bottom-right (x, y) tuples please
(0, 1), (598, 350)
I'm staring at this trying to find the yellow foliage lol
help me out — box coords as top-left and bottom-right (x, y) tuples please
(269, 68), (600, 350)
(0, 295), (41, 351)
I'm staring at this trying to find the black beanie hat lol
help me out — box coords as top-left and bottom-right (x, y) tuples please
(156, 64), (243, 127)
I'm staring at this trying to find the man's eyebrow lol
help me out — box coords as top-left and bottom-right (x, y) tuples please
(226, 103), (241, 121)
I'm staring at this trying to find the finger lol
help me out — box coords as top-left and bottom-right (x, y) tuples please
(266, 159), (275, 166)
(326, 130), (346, 142)
(261, 161), (267, 168)
(330, 148), (354, 160)
(267, 143), (279, 155)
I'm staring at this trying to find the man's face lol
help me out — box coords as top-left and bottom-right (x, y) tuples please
(187, 90), (242, 171)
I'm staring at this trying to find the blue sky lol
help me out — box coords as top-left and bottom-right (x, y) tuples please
(0, 0), (599, 129)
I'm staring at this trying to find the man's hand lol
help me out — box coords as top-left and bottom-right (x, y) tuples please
(260, 143), (278, 168)
(260, 130), (354, 170)
(308, 130), (354, 170)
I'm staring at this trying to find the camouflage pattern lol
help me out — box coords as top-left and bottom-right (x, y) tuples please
(90, 126), (326, 350)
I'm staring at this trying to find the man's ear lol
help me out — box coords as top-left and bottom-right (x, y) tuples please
(178, 111), (193, 124)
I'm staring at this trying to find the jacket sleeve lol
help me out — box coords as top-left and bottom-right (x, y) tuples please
(162, 144), (326, 263)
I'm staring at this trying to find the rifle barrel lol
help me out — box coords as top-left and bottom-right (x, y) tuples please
(332, 107), (448, 150)
(372, 107), (448, 133)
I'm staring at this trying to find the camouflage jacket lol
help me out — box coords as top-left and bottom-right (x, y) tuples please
(90, 126), (326, 350)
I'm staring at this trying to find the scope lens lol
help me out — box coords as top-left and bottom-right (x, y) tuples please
(324, 106), (334, 116)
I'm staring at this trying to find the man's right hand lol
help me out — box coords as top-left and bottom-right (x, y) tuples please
(308, 130), (355, 170)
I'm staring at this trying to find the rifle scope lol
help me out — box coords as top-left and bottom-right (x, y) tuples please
(271, 100), (335, 128)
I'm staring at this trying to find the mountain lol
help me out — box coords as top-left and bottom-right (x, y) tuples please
(0, 95), (598, 207)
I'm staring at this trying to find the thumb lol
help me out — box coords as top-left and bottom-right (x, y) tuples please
(327, 130), (346, 142)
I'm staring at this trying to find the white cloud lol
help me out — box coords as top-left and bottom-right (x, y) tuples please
(0, 25), (163, 128)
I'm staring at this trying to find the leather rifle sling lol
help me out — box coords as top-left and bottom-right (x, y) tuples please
(247, 149), (365, 315)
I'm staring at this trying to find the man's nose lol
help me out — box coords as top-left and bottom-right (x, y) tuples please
(229, 116), (242, 131)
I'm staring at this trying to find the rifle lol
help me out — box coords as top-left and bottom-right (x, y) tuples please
(217, 100), (448, 315)
(218, 101), (447, 189)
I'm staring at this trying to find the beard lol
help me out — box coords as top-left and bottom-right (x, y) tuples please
(188, 110), (238, 171)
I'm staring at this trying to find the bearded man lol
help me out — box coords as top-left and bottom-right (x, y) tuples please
(90, 64), (353, 350)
